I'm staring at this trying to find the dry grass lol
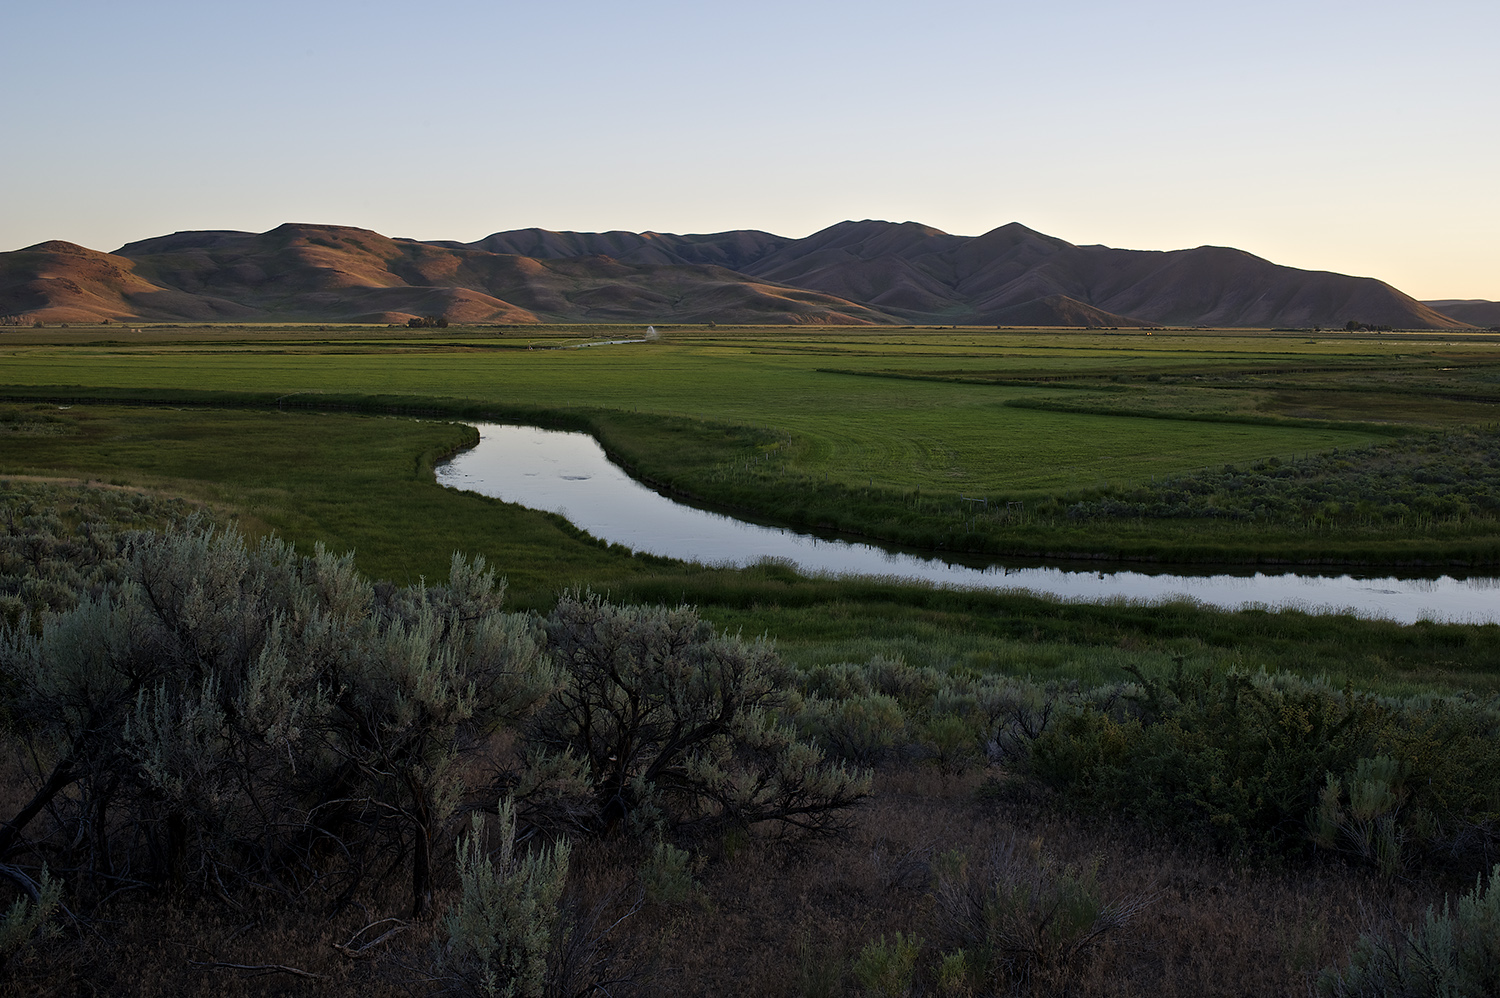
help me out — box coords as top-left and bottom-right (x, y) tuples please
(574, 765), (1436, 997)
(0, 752), (1446, 998)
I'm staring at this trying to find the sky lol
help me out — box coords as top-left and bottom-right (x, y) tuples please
(4, 0), (1497, 300)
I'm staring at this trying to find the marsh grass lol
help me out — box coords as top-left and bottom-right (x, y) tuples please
(613, 571), (1500, 697)
(0, 405), (654, 600)
(4, 326), (1500, 694)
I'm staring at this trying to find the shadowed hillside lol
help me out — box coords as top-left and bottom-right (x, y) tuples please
(729, 220), (1469, 329)
(1426, 299), (1500, 327)
(458, 227), (790, 272)
(0, 220), (1477, 328)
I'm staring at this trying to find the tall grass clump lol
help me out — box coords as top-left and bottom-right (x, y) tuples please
(852, 932), (923, 998)
(931, 838), (1152, 995)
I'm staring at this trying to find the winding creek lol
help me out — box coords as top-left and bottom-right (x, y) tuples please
(436, 423), (1500, 625)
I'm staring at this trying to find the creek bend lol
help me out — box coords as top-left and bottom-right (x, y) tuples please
(436, 423), (1500, 625)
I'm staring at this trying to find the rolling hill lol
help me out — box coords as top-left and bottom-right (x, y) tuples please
(0, 220), (1479, 329)
(1424, 300), (1500, 328)
(725, 220), (1468, 329)
(1, 224), (887, 326)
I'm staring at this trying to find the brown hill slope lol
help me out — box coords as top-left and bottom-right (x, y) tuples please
(459, 228), (789, 272)
(0, 241), (257, 323)
(1425, 300), (1500, 327)
(119, 224), (542, 323)
(2, 224), (890, 325)
(733, 220), (1470, 330)
(1, 221), (1476, 329)
(988, 295), (1150, 328)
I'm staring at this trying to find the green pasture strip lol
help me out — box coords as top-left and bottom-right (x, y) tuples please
(0, 339), (1386, 494)
(1, 384), (1414, 563)
(602, 570), (1500, 698)
(0, 405), (658, 602)
(3, 324), (1493, 564)
(999, 396), (1407, 434)
(818, 360), (1414, 381)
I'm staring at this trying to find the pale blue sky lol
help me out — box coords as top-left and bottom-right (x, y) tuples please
(4, 0), (1496, 299)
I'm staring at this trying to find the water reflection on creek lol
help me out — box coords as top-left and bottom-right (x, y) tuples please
(436, 424), (1500, 625)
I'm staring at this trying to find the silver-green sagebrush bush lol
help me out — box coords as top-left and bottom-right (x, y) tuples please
(796, 692), (906, 766)
(0, 521), (874, 988)
(0, 522), (555, 916)
(1320, 864), (1500, 997)
(640, 839), (696, 905)
(533, 594), (871, 838)
(0, 866), (61, 971)
(442, 798), (570, 998)
(1309, 755), (1410, 878)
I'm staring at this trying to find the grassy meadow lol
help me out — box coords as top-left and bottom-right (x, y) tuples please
(4, 322), (1500, 695)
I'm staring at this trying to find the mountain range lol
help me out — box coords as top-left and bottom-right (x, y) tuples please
(0, 220), (1485, 329)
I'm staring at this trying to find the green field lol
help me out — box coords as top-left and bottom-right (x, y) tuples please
(5, 323), (1500, 694)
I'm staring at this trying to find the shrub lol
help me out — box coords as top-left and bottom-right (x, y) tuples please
(799, 692), (906, 765)
(0, 866), (61, 971)
(1026, 666), (1383, 851)
(0, 524), (555, 916)
(1017, 664), (1500, 866)
(922, 713), (978, 776)
(932, 838), (1152, 994)
(1319, 864), (1500, 997)
(641, 840), (695, 905)
(851, 932), (922, 998)
(531, 594), (870, 838)
(1309, 755), (1409, 876)
(969, 678), (1076, 763)
(934, 949), (974, 998)
(442, 798), (570, 998)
